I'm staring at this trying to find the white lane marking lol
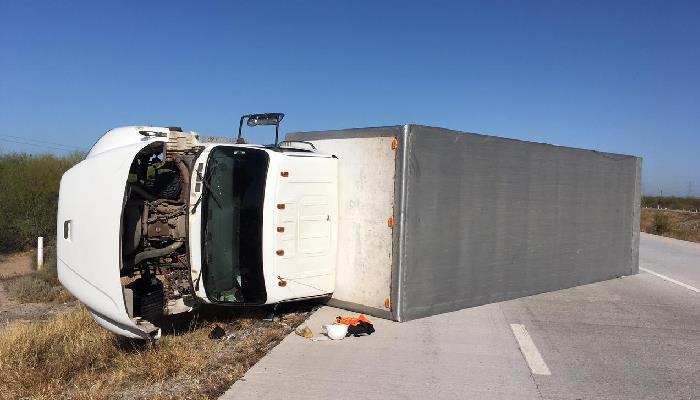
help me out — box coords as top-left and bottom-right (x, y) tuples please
(510, 323), (551, 375)
(640, 267), (700, 293)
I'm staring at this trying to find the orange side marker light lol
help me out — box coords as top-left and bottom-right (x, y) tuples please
(391, 138), (398, 150)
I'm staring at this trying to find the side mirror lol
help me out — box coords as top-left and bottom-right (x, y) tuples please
(238, 113), (285, 146)
(247, 113), (284, 127)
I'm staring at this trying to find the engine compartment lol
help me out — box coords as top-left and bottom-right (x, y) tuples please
(120, 130), (202, 328)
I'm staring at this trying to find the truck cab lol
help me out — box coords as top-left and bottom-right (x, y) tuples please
(57, 123), (338, 339)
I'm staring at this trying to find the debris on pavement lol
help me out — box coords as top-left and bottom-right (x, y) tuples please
(324, 323), (349, 340)
(296, 314), (377, 342)
(335, 314), (372, 326)
(336, 314), (375, 337)
(295, 325), (313, 338)
(347, 321), (375, 337)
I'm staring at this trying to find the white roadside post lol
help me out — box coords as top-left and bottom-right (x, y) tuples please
(37, 236), (44, 270)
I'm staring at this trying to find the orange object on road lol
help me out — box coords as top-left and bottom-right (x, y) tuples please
(335, 314), (371, 326)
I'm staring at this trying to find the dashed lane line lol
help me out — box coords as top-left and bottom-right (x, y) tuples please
(510, 323), (551, 376)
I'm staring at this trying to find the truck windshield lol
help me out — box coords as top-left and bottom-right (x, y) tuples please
(201, 147), (268, 304)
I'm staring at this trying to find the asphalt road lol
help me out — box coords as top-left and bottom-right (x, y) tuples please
(221, 233), (700, 400)
(639, 232), (700, 290)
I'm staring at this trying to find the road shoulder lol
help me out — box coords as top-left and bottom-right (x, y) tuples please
(221, 304), (541, 400)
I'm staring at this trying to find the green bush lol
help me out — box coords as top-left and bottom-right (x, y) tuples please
(0, 152), (83, 253)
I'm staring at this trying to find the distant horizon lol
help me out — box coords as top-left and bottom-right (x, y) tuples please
(2, 123), (696, 198)
(1, 1), (698, 196)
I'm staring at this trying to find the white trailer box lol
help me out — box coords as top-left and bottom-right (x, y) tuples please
(286, 125), (641, 322)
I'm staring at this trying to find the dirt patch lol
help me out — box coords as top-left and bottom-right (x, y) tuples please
(0, 281), (76, 327)
(0, 251), (34, 278)
(0, 250), (75, 326)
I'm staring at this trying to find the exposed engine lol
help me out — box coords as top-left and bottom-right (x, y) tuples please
(120, 129), (202, 328)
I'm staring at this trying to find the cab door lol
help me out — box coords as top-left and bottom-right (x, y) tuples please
(272, 155), (338, 299)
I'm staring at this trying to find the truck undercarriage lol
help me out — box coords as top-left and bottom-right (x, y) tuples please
(120, 131), (201, 328)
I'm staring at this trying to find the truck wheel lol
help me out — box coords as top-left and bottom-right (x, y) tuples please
(154, 171), (181, 200)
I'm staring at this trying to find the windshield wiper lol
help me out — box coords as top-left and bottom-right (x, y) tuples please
(191, 170), (222, 214)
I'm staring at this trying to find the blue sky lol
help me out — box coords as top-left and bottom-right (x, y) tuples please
(0, 0), (698, 195)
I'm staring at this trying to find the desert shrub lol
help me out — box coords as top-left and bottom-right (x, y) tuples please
(5, 274), (62, 303)
(652, 212), (670, 235)
(0, 152), (83, 253)
(640, 209), (700, 243)
(642, 196), (700, 211)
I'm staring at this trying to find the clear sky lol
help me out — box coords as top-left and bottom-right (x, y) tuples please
(0, 0), (698, 195)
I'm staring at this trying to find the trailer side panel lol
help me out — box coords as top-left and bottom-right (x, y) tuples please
(397, 125), (641, 321)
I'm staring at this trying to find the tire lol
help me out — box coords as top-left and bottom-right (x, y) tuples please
(153, 171), (181, 200)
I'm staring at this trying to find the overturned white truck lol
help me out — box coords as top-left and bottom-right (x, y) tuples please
(57, 115), (641, 339)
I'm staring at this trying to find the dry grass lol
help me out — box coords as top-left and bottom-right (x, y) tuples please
(0, 303), (313, 399)
(641, 208), (700, 243)
(0, 247), (314, 399)
(4, 273), (71, 303)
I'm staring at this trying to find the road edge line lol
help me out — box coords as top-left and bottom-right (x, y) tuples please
(640, 267), (700, 293)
